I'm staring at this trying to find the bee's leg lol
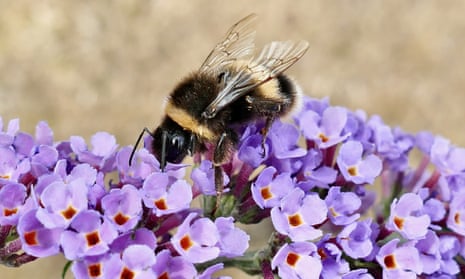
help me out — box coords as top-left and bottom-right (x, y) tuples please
(213, 131), (236, 208)
(245, 95), (283, 157)
(260, 115), (275, 157)
(214, 165), (223, 209)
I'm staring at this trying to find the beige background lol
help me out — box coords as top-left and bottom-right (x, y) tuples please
(1, 1), (464, 278)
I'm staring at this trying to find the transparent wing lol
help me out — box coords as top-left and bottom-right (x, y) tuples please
(247, 40), (309, 82)
(199, 13), (258, 73)
(202, 40), (309, 119)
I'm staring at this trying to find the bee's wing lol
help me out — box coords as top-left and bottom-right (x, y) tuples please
(247, 40), (309, 82)
(199, 13), (258, 74)
(202, 40), (309, 119)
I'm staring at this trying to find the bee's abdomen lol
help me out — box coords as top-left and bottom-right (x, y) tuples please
(245, 74), (301, 117)
(275, 74), (301, 115)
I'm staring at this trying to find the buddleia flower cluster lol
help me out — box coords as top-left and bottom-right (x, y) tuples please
(1, 96), (465, 279)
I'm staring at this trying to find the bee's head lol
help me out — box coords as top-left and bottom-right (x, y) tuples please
(152, 117), (191, 171)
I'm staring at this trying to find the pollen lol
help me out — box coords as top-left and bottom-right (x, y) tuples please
(288, 213), (303, 227)
(113, 212), (129, 225)
(87, 263), (102, 277)
(317, 248), (327, 260)
(4, 207), (18, 217)
(260, 186), (273, 200)
(329, 207), (339, 217)
(180, 234), (194, 251)
(318, 133), (329, 143)
(394, 216), (404, 229)
(455, 212), (461, 224)
(86, 231), (101, 247)
(154, 198), (168, 210)
(0, 172), (11, 180)
(24, 231), (38, 246)
(158, 272), (169, 279)
(61, 205), (77, 220)
(286, 252), (300, 267)
(120, 267), (135, 279)
(384, 254), (397, 269)
(347, 166), (358, 176)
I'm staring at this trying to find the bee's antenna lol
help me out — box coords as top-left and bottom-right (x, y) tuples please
(129, 127), (154, 166)
(160, 130), (168, 172)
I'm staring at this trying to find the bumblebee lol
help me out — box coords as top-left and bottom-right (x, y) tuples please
(131, 14), (308, 202)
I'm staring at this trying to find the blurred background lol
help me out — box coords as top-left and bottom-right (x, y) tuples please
(1, 1), (464, 278)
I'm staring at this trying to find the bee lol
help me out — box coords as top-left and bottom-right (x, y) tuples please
(130, 14), (308, 205)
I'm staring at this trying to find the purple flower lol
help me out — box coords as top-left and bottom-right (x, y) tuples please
(101, 184), (142, 232)
(116, 146), (186, 187)
(267, 120), (307, 161)
(40, 162), (104, 209)
(446, 189), (465, 236)
(342, 269), (374, 279)
(110, 228), (157, 253)
(140, 172), (192, 216)
(29, 144), (59, 177)
(12, 132), (34, 159)
(9, 95), (465, 277)
(17, 209), (63, 257)
(36, 178), (89, 229)
(215, 216), (249, 257)
(120, 244), (157, 278)
(376, 239), (422, 278)
(107, 244), (157, 279)
(430, 136), (465, 175)
(343, 110), (373, 151)
(72, 253), (116, 279)
(60, 210), (118, 260)
(299, 148), (337, 190)
(386, 193), (431, 240)
(270, 188), (327, 241)
(337, 219), (379, 259)
(61, 161), (98, 186)
(294, 96), (330, 121)
(368, 117), (414, 171)
(429, 136), (465, 191)
(325, 186), (361, 226)
(0, 183), (29, 225)
(298, 106), (350, 148)
(337, 140), (382, 185)
(415, 230), (440, 275)
(70, 132), (118, 172)
(152, 249), (196, 279)
(423, 197), (446, 222)
(34, 121), (54, 145)
(191, 160), (230, 196)
(171, 213), (220, 263)
(251, 166), (295, 209)
(196, 263), (230, 279)
(437, 235), (460, 275)
(0, 117), (19, 146)
(116, 147), (159, 186)
(24, 122), (56, 177)
(271, 242), (322, 279)
(238, 132), (269, 167)
(0, 146), (30, 184)
(316, 239), (350, 278)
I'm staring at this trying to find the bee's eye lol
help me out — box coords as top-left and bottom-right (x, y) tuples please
(163, 133), (187, 164)
(171, 135), (184, 150)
